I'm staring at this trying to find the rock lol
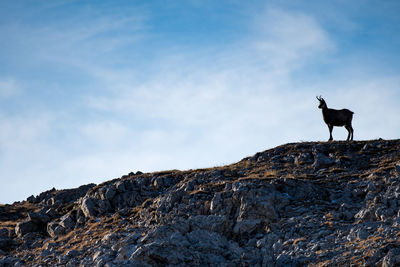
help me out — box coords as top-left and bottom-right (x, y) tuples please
(40, 249), (52, 257)
(357, 228), (369, 240)
(355, 208), (375, 222)
(66, 249), (81, 259)
(115, 181), (126, 192)
(295, 153), (313, 166)
(80, 197), (111, 218)
(168, 231), (190, 247)
(30, 183), (95, 207)
(47, 221), (65, 237)
(233, 219), (262, 235)
(237, 193), (277, 222)
(276, 254), (295, 267)
(28, 211), (51, 224)
(44, 207), (59, 218)
(116, 245), (138, 261)
(0, 228), (9, 239)
(46, 213), (76, 237)
(27, 195), (36, 203)
(186, 230), (228, 254)
(189, 215), (228, 233)
(157, 189), (185, 213)
(114, 232), (142, 252)
(111, 191), (142, 211)
(101, 233), (118, 245)
(0, 238), (11, 251)
(381, 248), (400, 267)
(59, 213), (75, 230)
(0, 256), (20, 266)
(3, 139), (400, 266)
(313, 152), (335, 170)
(210, 192), (223, 213)
(130, 242), (191, 265)
(15, 221), (40, 237)
(99, 186), (116, 200)
(395, 162), (400, 174)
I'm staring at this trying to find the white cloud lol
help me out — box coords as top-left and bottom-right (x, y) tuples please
(0, 113), (58, 202)
(252, 8), (334, 69)
(84, 8), (332, 132)
(0, 77), (21, 98)
(1, 5), (146, 73)
(79, 121), (130, 150)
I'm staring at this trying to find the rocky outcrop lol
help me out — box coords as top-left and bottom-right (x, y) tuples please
(27, 183), (96, 206)
(1, 139), (400, 266)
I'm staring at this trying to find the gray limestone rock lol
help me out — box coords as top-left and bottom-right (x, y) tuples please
(59, 213), (75, 230)
(15, 221), (40, 237)
(47, 221), (65, 237)
(4, 139), (400, 266)
(80, 197), (111, 218)
(313, 152), (335, 170)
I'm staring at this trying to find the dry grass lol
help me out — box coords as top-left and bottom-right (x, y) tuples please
(293, 237), (307, 245)
(263, 169), (278, 178)
(342, 251), (352, 257)
(0, 220), (18, 229)
(310, 260), (331, 267)
(189, 189), (209, 195)
(0, 201), (41, 219)
(322, 212), (334, 227)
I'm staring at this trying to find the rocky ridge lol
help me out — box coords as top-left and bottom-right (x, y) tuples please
(1, 139), (400, 266)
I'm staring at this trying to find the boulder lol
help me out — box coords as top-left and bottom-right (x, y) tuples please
(381, 248), (400, 267)
(0, 228), (9, 239)
(59, 213), (75, 230)
(189, 215), (229, 233)
(313, 152), (335, 170)
(395, 162), (400, 174)
(15, 221), (40, 237)
(28, 211), (51, 224)
(233, 219), (262, 235)
(47, 221), (65, 237)
(80, 197), (111, 218)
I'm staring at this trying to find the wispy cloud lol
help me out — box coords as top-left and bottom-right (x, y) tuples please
(81, 8), (335, 169)
(0, 2), (399, 203)
(1, 3), (146, 75)
(253, 8), (334, 64)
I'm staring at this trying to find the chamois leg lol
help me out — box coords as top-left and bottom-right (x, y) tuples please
(348, 125), (354, 141)
(328, 125), (333, 141)
(345, 125), (354, 141)
(345, 125), (352, 141)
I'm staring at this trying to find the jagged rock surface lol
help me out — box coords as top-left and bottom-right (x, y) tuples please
(1, 139), (400, 266)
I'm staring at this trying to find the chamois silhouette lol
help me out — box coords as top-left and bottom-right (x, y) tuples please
(316, 96), (354, 141)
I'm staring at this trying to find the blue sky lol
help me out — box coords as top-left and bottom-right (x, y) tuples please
(0, 1), (399, 203)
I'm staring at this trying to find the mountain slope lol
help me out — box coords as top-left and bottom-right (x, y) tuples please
(1, 139), (400, 266)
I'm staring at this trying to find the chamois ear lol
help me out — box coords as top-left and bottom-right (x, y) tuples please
(316, 95), (322, 101)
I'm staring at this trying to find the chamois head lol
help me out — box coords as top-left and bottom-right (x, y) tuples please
(316, 95), (327, 109)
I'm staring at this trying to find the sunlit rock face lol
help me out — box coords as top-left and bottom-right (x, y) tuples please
(1, 139), (400, 266)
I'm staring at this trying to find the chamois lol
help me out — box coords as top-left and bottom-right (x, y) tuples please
(316, 96), (354, 141)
